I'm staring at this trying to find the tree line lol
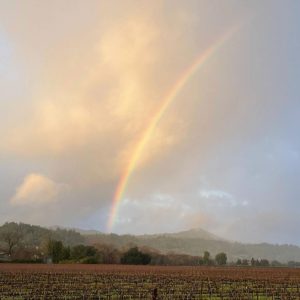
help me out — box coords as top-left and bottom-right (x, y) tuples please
(38, 240), (230, 265)
(1, 222), (300, 267)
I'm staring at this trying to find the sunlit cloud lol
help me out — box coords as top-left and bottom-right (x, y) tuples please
(0, 1), (299, 244)
(10, 173), (68, 206)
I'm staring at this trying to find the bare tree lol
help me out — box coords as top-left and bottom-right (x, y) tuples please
(0, 223), (23, 256)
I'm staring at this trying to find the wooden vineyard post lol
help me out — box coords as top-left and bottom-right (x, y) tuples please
(152, 287), (158, 300)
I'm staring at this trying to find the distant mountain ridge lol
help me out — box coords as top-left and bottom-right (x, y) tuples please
(68, 227), (223, 241)
(3, 222), (300, 263)
(82, 228), (300, 263)
(141, 228), (224, 241)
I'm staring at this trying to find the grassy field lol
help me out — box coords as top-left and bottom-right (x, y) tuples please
(0, 264), (300, 299)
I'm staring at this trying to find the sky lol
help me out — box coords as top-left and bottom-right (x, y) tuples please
(0, 0), (300, 245)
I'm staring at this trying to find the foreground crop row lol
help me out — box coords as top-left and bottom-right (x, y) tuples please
(0, 264), (300, 299)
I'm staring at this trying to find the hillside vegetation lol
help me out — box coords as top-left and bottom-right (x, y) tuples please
(1, 222), (300, 263)
(85, 229), (300, 263)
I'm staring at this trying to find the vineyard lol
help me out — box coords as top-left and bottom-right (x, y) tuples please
(0, 264), (300, 299)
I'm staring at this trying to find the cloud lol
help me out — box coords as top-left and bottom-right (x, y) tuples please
(1, 8), (181, 183)
(0, 1), (300, 244)
(112, 193), (219, 234)
(199, 189), (233, 199)
(222, 211), (300, 244)
(197, 189), (248, 208)
(10, 173), (68, 206)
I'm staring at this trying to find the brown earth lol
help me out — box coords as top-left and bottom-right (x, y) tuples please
(0, 264), (300, 299)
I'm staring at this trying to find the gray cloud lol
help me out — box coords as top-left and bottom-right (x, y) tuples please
(0, 1), (299, 244)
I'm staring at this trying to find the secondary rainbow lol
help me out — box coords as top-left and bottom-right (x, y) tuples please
(107, 25), (241, 231)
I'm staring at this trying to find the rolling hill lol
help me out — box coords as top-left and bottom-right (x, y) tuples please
(1, 222), (300, 263)
(83, 228), (300, 263)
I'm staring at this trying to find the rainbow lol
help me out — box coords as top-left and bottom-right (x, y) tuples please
(107, 25), (241, 231)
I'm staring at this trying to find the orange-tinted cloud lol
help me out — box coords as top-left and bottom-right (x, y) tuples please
(10, 173), (68, 206)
